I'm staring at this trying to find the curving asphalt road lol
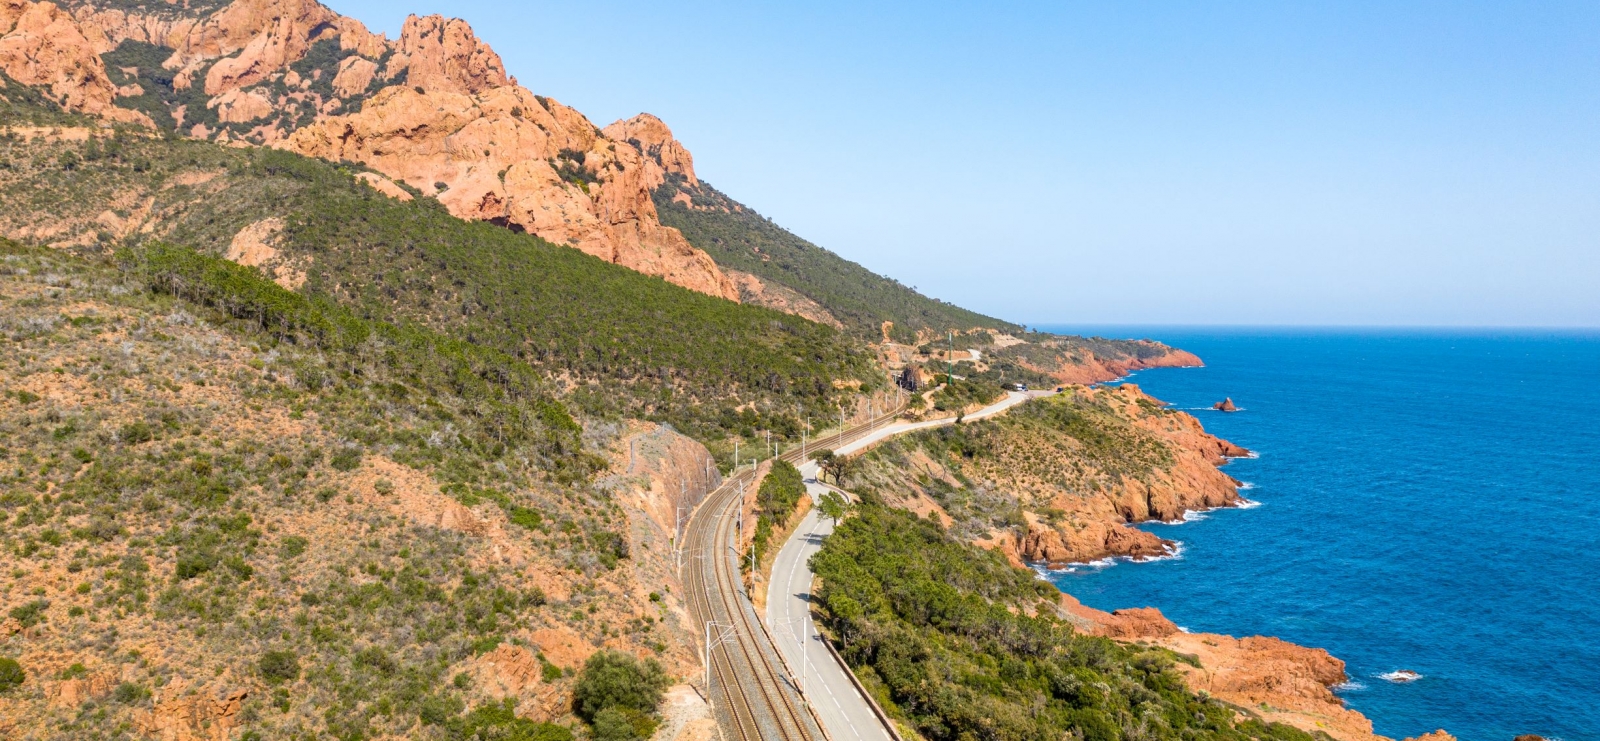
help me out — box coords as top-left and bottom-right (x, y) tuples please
(764, 390), (1041, 741)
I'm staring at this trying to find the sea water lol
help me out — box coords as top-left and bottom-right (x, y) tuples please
(1033, 327), (1600, 741)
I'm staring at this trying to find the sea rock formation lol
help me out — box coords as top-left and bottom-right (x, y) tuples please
(1055, 594), (1453, 741)
(1214, 397), (1238, 412)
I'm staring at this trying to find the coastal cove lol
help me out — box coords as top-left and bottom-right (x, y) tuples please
(1036, 327), (1600, 741)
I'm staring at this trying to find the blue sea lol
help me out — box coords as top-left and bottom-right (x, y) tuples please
(1033, 327), (1600, 741)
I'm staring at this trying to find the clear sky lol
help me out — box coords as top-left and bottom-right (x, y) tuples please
(324, 0), (1599, 327)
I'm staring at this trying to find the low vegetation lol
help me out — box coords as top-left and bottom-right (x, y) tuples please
(0, 656), (24, 692)
(746, 460), (806, 568)
(654, 174), (1017, 341)
(810, 502), (1325, 741)
(0, 241), (665, 739)
(930, 377), (1004, 414)
(571, 650), (671, 741)
(849, 390), (1180, 544)
(0, 97), (875, 464)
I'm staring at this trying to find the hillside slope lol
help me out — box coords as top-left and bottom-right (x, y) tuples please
(653, 173), (1015, 341)
(0, 240), (702, 740)
(0, 0), (738, 297)
(0, 99), (876, 455)
(6, 0), (1201, 385)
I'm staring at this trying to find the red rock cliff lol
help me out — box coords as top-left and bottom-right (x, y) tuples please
(0, 0), (146, 123)
(41, 0), (739, 300)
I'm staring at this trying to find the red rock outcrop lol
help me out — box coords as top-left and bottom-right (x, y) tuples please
(1012, 384), (1247, 566)
(1056, 594), (1450, 741)
(30, 0), (741, 300)
(134, 680), (249, 741)
(603, 112), (700, 189)
(0, 0), (146, 123)
(1031, 346), (1204, 386)
(197, 0), (339, 94)
(285, 80), (738, 299)
(49, 669), (120, 708)
(392, 13), (508, 95)
(864, 383), (1246, 568)
(1214, 397), (1238, 412)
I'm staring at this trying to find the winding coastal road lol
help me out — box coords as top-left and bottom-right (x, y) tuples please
(766, 391), (1035, 741)
(681, 389), (1041, 741)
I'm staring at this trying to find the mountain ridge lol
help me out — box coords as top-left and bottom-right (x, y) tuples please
(5, 0), (1065, 341)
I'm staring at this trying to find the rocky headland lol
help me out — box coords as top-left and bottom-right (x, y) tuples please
(1057, 594), (1454, 741)
(854, 383), (1248, 566)
(845, 383), (1454, 741)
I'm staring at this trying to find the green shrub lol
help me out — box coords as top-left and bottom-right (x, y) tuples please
(590, 707), (656, 741)
(930, 377), (1003, 412)
(120, 421), (154, 444)
(8, 599), (48, 627)
(571, 650), (670, 722)
(455, 699), (573, 741)
(418, 692), (464, 725)
(278, 536), (308, 558)
(0, 657), (23, 692)
(508, 506), (543, 531)
(174, 551), (215, 580)
(811, 501), (1314, 741)
(258, 650), (300, 684)
(113, 681), (151, 704)
(328, 448), (361, 472)
(755, 459), (805, 523)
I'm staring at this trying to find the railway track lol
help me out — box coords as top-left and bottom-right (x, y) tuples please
(681, 402), (907, 741)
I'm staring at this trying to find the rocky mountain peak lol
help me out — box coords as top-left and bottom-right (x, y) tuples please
(3, 0), (742, 301)
(395, 13), (509, 95)
(195, 0), (339, 94)
(604, 112), (699, 189)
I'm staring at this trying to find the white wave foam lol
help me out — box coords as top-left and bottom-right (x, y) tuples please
(1236, 498), (1263, 509)
(1377, 670), (1423, 683)
(1033, 545), (1182, 574)
(1237, 481), (1257, 491)
(1333, 680), (1367, 692)
(1151, 510), (1207, 526)
(1133, 541), (1185, 564)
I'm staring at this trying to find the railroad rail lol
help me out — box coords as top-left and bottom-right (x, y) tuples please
(681, 402), (907, 741)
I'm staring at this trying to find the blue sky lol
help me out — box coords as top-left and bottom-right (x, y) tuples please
(324, 1), (1599, 327)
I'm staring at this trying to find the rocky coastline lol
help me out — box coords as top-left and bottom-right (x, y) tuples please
(1027, 386), (1454, 741)
(851, 376), (1453, 741)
